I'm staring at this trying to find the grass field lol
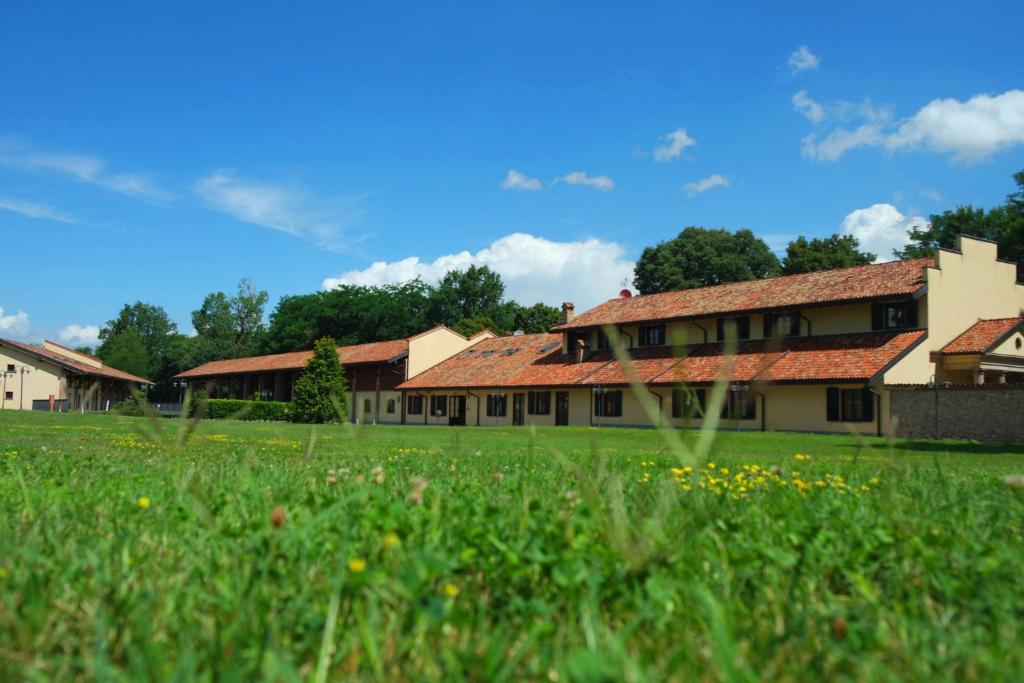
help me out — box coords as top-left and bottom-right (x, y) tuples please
(2, 410), (1024, 681)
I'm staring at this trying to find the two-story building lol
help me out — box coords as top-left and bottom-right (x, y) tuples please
(397, 236), (1024, 434)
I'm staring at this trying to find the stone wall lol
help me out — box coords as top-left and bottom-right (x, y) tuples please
(889, 385), (1024, 443)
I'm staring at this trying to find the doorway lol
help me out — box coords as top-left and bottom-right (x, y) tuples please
(555, 391), (570, 425)
(449, 395), (466, 426)
(512, 393), (525, 426)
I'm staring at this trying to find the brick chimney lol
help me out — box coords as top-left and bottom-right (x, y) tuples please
(561, 302), (575, 325)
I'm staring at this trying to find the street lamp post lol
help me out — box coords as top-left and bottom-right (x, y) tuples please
(19, 366), (30, 410)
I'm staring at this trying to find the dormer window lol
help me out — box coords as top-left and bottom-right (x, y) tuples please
(566, 331), (588, 353)
(638, 324), (666, 347)
(763, 311), (801, 337)
(716, 316), (751, 341)
(871, 301), (918, 331)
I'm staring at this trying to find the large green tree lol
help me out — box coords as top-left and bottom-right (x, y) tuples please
(896, 170), (1024, 280)
(633, 227), (781, 294)
(428, 265), (510, 330)
(96, 328), (150, 379)
(291, 337), (349, 423)
(511, 302), (562, 333)
(192, 279), (269, 362)
(781, 234), (876, 274)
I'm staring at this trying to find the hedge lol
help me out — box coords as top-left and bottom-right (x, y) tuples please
(204, 399), (291, 422)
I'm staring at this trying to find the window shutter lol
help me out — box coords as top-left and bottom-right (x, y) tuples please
(527, 391), (535, 414)
(721, 394), (730, 419)
(716, 319), (725, 341)
(790, 313), (801, 336)
(861, 387), (874, 422)
(594, 392), (601, 416)
(763, 314), (773, 338)
(826, 388), (840, 421)
(871, 303), (883, 331)
(739, 317), (750, 340)
(671, 389), (682, 418)
(743, 394), (756, 420)
(907, 301), (918, 328)
(696, 389), (706, 416)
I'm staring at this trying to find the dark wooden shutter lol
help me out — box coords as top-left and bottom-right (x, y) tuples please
(671, 389), (682, 418)
(871, 303), (884, 331)
(742, 394), (756, 420)
(739, 317), (751, 340)
(721, 394), (731, 419)
(696, 389), (706, 416)
(861, 388), (874, 422)
(763, 314), (773, 338)
(906, 301), (919, 328)
(716, 319), (725, 341)
(826, 388), (840, 421)
(594, 391), (601, 416)
(790, 313), (801, 336)
(527, 391), (535, 414)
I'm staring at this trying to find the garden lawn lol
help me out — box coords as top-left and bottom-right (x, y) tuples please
(2, 410), (1024, 681)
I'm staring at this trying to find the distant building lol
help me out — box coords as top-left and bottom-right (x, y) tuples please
(175, 325), (493, 424)
(398, 236), (1024, 434)
(0, 339), (152, 411)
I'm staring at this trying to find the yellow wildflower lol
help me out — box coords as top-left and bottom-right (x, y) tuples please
(137, 496), (151, 510)
(443, 583), (460, 598)
(348, 558), (366, 574)
(382, 532), (401, 550)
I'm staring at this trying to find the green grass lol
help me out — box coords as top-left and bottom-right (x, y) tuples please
(2, 410), (1024, 681)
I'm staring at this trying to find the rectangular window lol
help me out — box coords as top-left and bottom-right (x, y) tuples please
(826, 387), (875, 422)
(638, 325), (666, 347)
(528, 390), (551, 415)
(720, 390), (756, 420)
(871, 301), (918, 331)
(407, 396), (424, 415)
(595, 329), (611, 350)
(5, 364), (14, 373)
(567, 331), (588, 353)
(486, 393), (507, 417)
(4, 391), (12, 400)
(594, 389), (623, 417)
(430, 395), (447, 417)
(671, 388), (706, 418)
(716, 316), (751, 341)
(763, 311), (801, 337)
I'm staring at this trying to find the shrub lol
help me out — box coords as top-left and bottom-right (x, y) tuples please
(112, 395), (147, 417)
(205, 399), (290, 422)
(291, 337), (349, 423)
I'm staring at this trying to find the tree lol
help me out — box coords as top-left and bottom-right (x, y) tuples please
(98, 302), (177, 362)
(73, 346), (94, 356)
(453, 316), (496, 338)
(97, 302), (178, 391)
(291, 337), (349, 423)
(781, 234), (876, 274)
(633, 227), (781, 294)
(428, 265), (509, 329)
(97, 328), (150, 379)
(192, 279), (269, 362)
(232, 278), (268, 349)
(896, 169), (1024, 280)
(511, 302), (562, 333)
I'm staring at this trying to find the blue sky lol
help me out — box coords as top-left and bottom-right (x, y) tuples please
(2, 1), (1022, 348)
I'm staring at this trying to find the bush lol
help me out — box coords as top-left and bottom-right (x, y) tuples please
(291, 337), (349, 423)
(112, 395), (147, 417)
(205, 399), (290, 422)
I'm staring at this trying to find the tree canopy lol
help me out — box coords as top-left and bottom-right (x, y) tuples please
(290, 337), (348, 423)
(633, 227), (781, 294)
(781, 234), (876, 274)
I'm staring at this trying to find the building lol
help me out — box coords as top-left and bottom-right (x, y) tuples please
(175, 325), (492, 423)
(0, 338), (152, 411)
(397, 236), (1024, 434)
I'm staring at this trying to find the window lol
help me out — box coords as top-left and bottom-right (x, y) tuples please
(386, 399), (396, 414)
(716, 316), (751, 341)
(430, 395), (448, 417)
(763, 311), (801, 337)
(594, 389), (623, 417)
(720, 390), (756, 420)
(407, 395), (424, 415)
(5, 364), (14, 373)
(639, 324), (666, 347)
(486, 393), (507, 417)
(528, 391), (551, 415)
(596, 329), (611, 350)
(827, 387), (874, 422)
(871, 301), (918, 331)
(363, 398), (372, 414)
(4, 391), (12, 400)
(567, 331), (588, 352)
(671, 388), (706, 418)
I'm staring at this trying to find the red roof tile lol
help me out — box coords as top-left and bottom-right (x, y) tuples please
(555, 258), (933, 330)
(940, 318), (1023, 355)
(757, 331), (926, 382)
(0, 338), (153, 384)
(175, 338), (409, 379)
(649, 339), (798, 385)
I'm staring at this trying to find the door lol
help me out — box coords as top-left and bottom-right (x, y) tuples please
(555, 391), (570, 425)
(512, 393), (525, 426)
(448, 395), (466, 426)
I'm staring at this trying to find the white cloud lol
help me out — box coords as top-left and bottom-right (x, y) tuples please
(322, 232), (635, 311)
(788, 45), (820, 74)
(801, 90), (1024, 163)
(58, 324), (101, 349)
(653, 128), (696, 161)
(884, 90), (1024, 162)
(683, 174), (731, 197)
(792, 90), (825, 124)
(0, 307), (30, 338)
(196, 169), (364, 251)
(0, 142), (173, 202)
(557, 171), (615, 192)
(0, 196), (75, 223)
(501, 169), (542, 191)
(840, 203), (927, 260)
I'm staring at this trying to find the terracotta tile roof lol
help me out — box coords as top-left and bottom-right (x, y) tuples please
(555, 257), (933, 330)
(757, 331), (926, 382)
(940, 318), (1023, 355)
(398, 331), (927, 391)
(0, 338), (153, 384)
(650, 339), (798, 385)
(175, 338), (410, 379)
